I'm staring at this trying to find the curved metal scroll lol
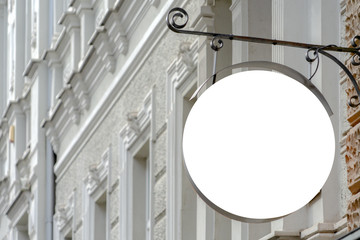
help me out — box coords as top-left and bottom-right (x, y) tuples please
(167, 7), (360, 108)
(317, 49), (360, 107)
(167, 8), (360, 53)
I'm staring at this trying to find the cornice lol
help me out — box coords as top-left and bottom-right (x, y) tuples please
(42, 0), (165, 149)
(2, 97), (29, 122)
(104, 11), (128, 56)
(89, 26), (116, 73)
(5, 190), (30, 222)
(23, 59), (42, 78)
(73, 0), (92, 13)
(54, 0), (186, 180)
(54, 190), (75, 232)
(84, 148), (110, 194)
(58, 7), (80, 32)
(0, 117), (8, 131)
(119, 89), (153, 149)
(78, 45), (95, 72)
(44, 49), (61, 67)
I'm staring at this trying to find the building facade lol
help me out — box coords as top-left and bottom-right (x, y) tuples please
(0, 0), (358, 239)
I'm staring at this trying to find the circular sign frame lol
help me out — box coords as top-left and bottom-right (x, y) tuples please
(182, 61), (335, 223)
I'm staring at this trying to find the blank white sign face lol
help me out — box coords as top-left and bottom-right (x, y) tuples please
(182, 70), (335, 221)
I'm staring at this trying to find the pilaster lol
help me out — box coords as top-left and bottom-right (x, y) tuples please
(14, 0), (26, 99)
(0, 0), (7, 116)
(76, 2), (95, 59)
(59, 7), (81, 76)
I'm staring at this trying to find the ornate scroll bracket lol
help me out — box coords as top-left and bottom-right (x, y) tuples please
(167, 7), (360, 107)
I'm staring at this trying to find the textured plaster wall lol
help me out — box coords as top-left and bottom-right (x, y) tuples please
(55, 1), (199, 238)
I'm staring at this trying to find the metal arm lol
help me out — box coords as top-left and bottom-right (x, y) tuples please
(166, 7), (360, 107)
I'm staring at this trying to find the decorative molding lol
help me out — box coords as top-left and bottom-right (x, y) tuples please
(54, 189), (76, 240)
(89, 26), (116, 73)
(59, 7), (80, 33)
(43, 121), (60, 154)
(348, 191), (360, 231)
(55, 193), (74, 230)
(259, 231), (299, 240)
(16, 150), (30, 191)
(0, 118), (9, 190)
(300, 218), (347, 240)
(85, 147), (110, 194)
(347, 124), (360, 195)
(73, 0), (92, 12)
(83, 146), (111, 240)
(178, 42), (196, 70)
(345, 0), (360, 229)
(120, 90), (153, 149)
(63, 63), (73, 83)
(126, 112), (141, 136)
(71, 73), (90, 111)
(0, 178), (9, 215)
(103, 11), (128, 56)
(348, 110), (360, 127)
(115, 0), (158, 39)
(61, 85), (80, 125)
(166, 40), (198, 240)
(119, 88), (155, 240)
(54, 0), (184, 182)
(0, 145), (8, 182)
(166, 40), (198, 114)
(95, 7), (107, 27)
(5, 190), (30, 225)
(31, 8), (37, 55)
(23, 59), (41, 78)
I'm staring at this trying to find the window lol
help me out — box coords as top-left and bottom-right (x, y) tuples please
(83, 147), (110, 240)
(94, 192), (107, 240)
(133, 140), (150, 240)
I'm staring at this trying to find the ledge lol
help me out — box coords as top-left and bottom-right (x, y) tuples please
(58, 7), (77, 26)
(5, 190), (30, 222)
(348, 109), (360, 127)
(23, 59), (42, 77)
(300, 217), (347, 240)
(259, 231), (300, 240)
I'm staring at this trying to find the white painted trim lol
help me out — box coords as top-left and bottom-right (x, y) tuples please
(119, 88), (155, 240)
(83, 145), (111, 240)
(54, 0), (184, 182)
(166, 39), (198, 240)
(54, 189), (76, 240)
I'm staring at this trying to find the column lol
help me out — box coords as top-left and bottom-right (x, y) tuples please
(14, 0), (26, 99)
(0, 0), (7, 115)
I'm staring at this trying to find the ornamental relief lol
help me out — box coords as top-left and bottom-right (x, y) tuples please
(348, 191), (360, 231)
(31, 0), (38, 55)
(345, 0), (360, 117)
(346, 124), (360, 194)
(345, 0), (360, 231)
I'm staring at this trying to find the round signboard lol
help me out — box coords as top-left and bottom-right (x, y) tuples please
(182, 69), (335, 222)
